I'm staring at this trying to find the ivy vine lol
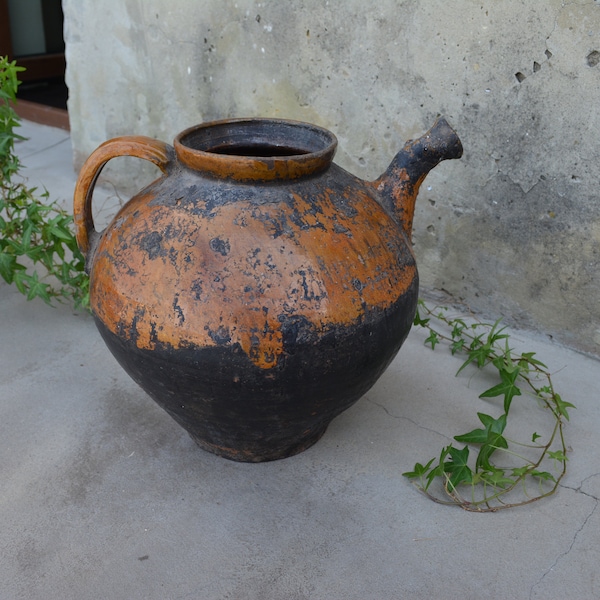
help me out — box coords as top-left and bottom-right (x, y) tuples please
(403, 300), (574, 511)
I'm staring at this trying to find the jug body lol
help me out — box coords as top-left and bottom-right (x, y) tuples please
(74, 118), (456, 461)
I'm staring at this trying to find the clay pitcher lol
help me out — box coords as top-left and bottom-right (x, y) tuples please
(73, 117), (462, 461)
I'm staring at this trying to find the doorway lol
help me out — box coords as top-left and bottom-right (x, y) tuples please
(0, 0), (69, 129)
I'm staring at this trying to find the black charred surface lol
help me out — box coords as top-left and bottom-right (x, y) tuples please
(94, 277), (418, 462)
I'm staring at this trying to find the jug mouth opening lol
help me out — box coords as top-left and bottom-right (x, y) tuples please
(174, 118), (338, 181)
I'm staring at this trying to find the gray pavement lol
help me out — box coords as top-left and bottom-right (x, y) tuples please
(2, 120), (599, 600)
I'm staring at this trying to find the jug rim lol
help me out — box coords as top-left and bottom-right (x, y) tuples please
(173, 117), (338, 181)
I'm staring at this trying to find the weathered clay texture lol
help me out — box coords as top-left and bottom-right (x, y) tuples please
(63, 0), (600, 356)
(71, 118), (459, 460)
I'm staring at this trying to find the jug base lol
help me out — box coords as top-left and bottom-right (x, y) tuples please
(187, 422), (330, 463)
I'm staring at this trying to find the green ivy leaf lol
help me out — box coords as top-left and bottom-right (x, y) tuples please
(511, 466), (530, 478)
(479, 367), (522, 413)
(24, 271), (52, 304)
(456, 333), (488, 373)
(425, 330), (439, 349)
(453, 426), (489, 445)
(413, 301), (430, 327)
(454, 412), (506, 442)
(424, 446), (451, 490)
(480, 468), (513, 489)
(443, 445), (473, 490)
(455, 413), (508, 471)
(46, 214), (75, 241)
(530, 470), (556, 483)
(548, 450), (568, 463)
(425, 463), (445, 491)
(554, 393), (575, 421)
(486, 319), (509, 345)
(12, 270), (28, 295)
(451, 319), (467, 339)
(518, 351), (547, 371)
(450, 338), (465, 355)
(475, 437), (508, 472)
(0, 250), (17, 283)
(402, 458), (436, 480)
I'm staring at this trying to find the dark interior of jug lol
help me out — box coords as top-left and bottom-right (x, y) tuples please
(179, 119), (336, 158)
(209, 144), (309, 157)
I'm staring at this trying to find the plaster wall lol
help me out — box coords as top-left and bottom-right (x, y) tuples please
(63, 0), (600, 356)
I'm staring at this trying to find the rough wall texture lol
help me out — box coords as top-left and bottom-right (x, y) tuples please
(63, 0), (600, 356)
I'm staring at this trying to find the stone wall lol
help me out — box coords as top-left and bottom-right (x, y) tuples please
(63, 0), (600, 356)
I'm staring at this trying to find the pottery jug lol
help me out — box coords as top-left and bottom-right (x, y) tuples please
(74, 117), (462, 462)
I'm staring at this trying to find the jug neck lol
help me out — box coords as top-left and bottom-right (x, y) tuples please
(173, 118), (337, 182)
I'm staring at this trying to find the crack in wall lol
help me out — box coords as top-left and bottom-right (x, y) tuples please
(560, 484), (600, 501)
(559, 471), (600, 501)
(365, 397), (454, 442)
(528, 496), (599, 599)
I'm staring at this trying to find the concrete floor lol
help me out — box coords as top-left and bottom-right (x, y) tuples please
(2, 120), (600, 600)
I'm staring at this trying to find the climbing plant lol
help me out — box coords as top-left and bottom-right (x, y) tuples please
(0, 56), (89, 309)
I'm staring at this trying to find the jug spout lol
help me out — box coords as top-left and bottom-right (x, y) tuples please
(374, 117), (463, 235)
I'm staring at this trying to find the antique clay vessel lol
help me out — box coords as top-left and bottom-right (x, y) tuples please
(74, 117), (462, 462)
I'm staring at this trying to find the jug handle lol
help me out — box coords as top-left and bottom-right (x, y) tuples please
(73, 136), (175, 259)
